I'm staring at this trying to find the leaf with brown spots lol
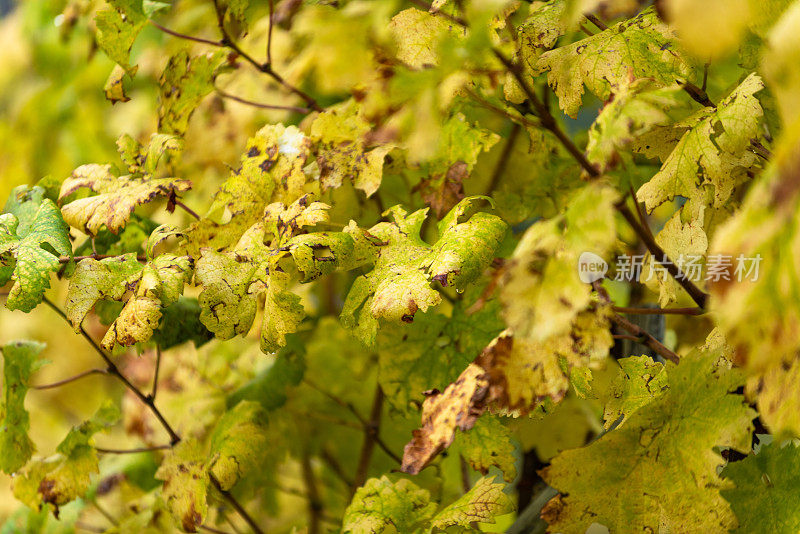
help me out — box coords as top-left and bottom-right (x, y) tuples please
(341, 196), (507, 345)
(59, 163), (191, 236)
(155, 440), (209, 533)
(401, 363), (490, 475)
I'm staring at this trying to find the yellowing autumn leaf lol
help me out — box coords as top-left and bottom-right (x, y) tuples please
(541, 343), (755, 533)
(535, 7), (698, 117)
(59, 163), (191, 236)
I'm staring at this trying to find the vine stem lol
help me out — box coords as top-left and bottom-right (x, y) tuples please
(41, 296), (182, 446)
(210, 475), (265, 534)
(95, 445), (171, 454)
(352, 385), (385, 495)
(301, 454), (322, 534)
(613, 305), (704, 316)
(174, 200), (201, 220)
(32, 368), (108, 389)
(149, 20), (224, 48)
(594, 282), (681, 363)
(216, 87), (311, 113)
(40, 297), (264, 533)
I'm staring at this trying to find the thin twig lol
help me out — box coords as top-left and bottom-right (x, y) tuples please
(212, 0), (322, 112)
(210, 474), (265, 534)
(629, 184), (654, 242)
(95, 445), (171, 454)
(613, 334), (644, 342)
(584, 13), (608, 31)
(174, 200), (201, 220)
(151, 346), (162, 401)
(216, 88), (310, 113)
(301, 454), (322, 534)
(616, 203), (709, 309)
(320, 448), (355, 488)
(32, 368), (108, 389)
(41, 297), (182, 445)
(150, 20), (224, 48)
(266, 0), (274, 65)
(613, 305), (704, 316)
(352, 386), (385, 495)
(486, 123), (521, 195)
(594, 282), (680, 364)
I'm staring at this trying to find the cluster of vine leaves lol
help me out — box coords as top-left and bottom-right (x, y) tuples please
(1, 0), (800, 532)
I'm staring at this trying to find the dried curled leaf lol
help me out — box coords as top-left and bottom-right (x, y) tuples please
(401, 363), (490, 475)
(59, 164), (191, 236)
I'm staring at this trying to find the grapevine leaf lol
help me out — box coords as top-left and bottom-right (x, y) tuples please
(401, 363), (490, 475)
(309, 99), (393, 197)
(586, 78), (685, 172)
(13, 402), (119, 511)
(155, 439), (209, 533)
(540, 342), (755, 533)
(65, 254), (144, 330)
(501, 184), (617, 342)
(642, 209), (708, 306)
(158, 51), (224, 136)
(341, 197), (507, 345)
(187, 124), (313, 254)
(721, 442), (800, 533)
(100, 254), (193, 349)
(343, 476), (436, 533)
(104, 65), (130, 104)
(152, 297), (215, 350)
(388, 8), (462, 69)
(535, 7), (697, 117)
(207, 401), (269, 491)
(602, 355), (667, 428)
(0, 186), (72, 312)
(637, 73), (765, 212)
(451, 415), (517, 482)
(0, 340), (45, 474)
(430, 476), (514, 529)
(94, 0), (147, 74)
(59, 164), (192, 236)
(116, 133), (184, 175)
(477, 306), (613, 413)
(195, 250), (258, 340)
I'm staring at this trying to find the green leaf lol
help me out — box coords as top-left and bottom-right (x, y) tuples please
(721, 441), (800, 533)
(0, 186), (72, 312)
(94, 0), (147, 74)
(541, 341), (755, 533)
(388, 7), (462, 69)
(207, 401), (269, 491)
(535, 7), (698, 117)
(341, 197), (507, 345)
(158, 51), (224, 136)
(59, 164), (191, 236)
(226, 338), (305, 411)
(343, 476), (437, 533)
(637, 73), (765, 212)
(152, 297), (214, 350)
(430, 476), (514, 529)
(602, 355), (667, 428)
(451, 415), (517, 482)
(155, 439), (209, 533)
(0, 340), (45, 474)
(377, 292), (504, 411)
